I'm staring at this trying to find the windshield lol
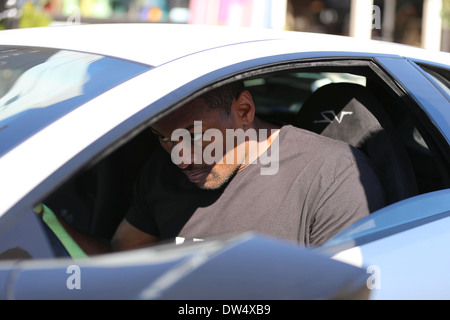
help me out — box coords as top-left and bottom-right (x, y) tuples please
(0, 46), (151, 157)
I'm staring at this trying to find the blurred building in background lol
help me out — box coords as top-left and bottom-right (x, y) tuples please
(0, 0), (449, 52)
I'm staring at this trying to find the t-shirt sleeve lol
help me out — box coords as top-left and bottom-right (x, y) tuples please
(124, 153), (160, 237)
(308, 149), (385, 246)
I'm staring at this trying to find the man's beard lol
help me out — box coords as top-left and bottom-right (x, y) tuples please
(182, 163), (240, 190)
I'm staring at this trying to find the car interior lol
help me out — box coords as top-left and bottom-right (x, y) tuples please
(26, 60), (450, 258)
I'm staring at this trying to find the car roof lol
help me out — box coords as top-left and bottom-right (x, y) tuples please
(0, 23), (449, 67)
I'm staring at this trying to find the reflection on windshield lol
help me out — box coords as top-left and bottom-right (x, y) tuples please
(0, 50), (101, 121)
(0, 46), (150, 157)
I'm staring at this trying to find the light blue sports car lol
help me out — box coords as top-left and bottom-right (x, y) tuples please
(0, 23), (449, 300)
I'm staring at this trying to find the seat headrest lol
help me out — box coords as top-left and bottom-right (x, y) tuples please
(294, 82), (418, 205)
(294, 83), (390, 143)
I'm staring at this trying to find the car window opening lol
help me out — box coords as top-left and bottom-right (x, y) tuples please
(14, 67), (450, 260)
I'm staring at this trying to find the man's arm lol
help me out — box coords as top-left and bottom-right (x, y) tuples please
(308, 151), (385, 247)
(111, 219), (159, 252)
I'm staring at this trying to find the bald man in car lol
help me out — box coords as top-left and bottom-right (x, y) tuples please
(111, 82), (385, 251)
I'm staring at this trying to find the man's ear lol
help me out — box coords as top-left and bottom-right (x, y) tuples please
(231, 90), (255, 127)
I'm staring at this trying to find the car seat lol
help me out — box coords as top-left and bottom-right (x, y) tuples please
(293, 82), (418, 205)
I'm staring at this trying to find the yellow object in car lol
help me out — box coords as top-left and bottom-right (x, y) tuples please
(33, 204), (87, 259)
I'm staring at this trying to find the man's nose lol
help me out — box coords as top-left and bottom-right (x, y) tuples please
(170, 140), (202, 169)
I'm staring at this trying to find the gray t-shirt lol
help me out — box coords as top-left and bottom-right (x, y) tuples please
(126, 125), (385, 247)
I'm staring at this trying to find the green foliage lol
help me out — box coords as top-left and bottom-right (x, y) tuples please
(444, 0), (450, 27)
(18, 1), (52, 28)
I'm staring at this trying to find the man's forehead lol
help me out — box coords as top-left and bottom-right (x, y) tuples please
(154, 99), (211, 130)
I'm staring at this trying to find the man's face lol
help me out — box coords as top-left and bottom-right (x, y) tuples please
(151, 98), (244, 190)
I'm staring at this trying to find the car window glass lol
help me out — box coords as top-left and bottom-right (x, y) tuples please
(245, 72), (366, 122)
(417, 63), (450, 98)
(0, 46), (151, 158)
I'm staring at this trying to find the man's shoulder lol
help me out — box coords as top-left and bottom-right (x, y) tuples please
(280, 125), (372, 170)
(281, 125), (354, 153)
(144, 144), (172, 165)
(140, 144), (179, 179)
